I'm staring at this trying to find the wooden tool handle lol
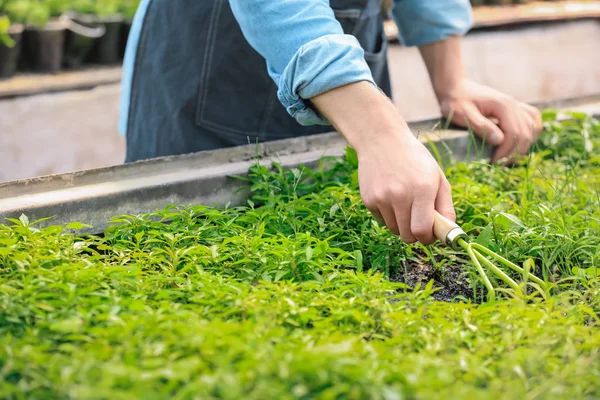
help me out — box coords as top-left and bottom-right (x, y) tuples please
(434, 211), (461, 246)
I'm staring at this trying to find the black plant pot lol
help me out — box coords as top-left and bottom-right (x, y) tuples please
(119, 19), (132, 60)
(62, 13), (106, 68)
(0, 24), (24, 79)
(20, 20), (66, 73)
(88, 15), (123, 65)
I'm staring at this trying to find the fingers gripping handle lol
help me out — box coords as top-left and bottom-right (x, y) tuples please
(433, 212), (459, 242)
(434, 212), (468, 250)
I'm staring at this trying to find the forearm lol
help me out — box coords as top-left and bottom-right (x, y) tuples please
(419, 36), (466, 103)
(311, 81), (457, 245)
(311, 82), (412, 153)
(420, 36), (543, 163)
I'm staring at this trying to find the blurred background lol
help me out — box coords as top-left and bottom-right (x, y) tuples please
(0, 0), (599, 183)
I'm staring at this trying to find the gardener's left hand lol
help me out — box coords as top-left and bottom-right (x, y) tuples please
(438, 79), (543, 163)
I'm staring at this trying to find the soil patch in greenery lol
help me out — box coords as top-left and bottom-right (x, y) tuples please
(390, 261), (474, 302)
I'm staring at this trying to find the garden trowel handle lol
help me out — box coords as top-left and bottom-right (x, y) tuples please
(433, 211), (469, 251)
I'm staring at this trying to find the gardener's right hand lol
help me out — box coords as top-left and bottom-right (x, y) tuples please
(356, 128), (455, 244)
(311, 81), (456, 245)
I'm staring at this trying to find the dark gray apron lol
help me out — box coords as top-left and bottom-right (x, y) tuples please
(125, 0), (392, 162)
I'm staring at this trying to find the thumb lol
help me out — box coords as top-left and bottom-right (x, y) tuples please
(457, 102), (505, 146)
(435, 174), (456, 223)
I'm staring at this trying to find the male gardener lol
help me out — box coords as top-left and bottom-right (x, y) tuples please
(119, 0), (542, 246)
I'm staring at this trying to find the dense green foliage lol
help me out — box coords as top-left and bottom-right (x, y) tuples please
(0, 0), (139, 26)
(1, 112), (599, 399)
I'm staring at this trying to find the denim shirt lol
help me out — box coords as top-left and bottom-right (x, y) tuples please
(119, 0), (473, 136)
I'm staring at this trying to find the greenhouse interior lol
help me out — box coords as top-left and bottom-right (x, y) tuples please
(1, 1), (600, 399)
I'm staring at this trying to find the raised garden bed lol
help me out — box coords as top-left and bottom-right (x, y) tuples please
(1, 109), (599, 398)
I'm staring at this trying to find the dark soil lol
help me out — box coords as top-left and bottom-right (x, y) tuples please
(390, 262), (480, 302)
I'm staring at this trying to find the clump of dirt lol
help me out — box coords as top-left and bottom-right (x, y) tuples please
(390, 262), (480, 302)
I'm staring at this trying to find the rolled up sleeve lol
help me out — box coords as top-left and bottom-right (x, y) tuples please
(393, 0), (473, 47)
(229, 0), (376, 126)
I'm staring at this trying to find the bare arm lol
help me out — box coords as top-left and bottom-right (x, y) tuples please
(419, 36), (543, 163)
(229, 0), (458, 244)
(311, 82), (455, 245)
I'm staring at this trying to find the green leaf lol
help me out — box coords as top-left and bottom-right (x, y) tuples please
(0, 17), (14, 48)
(18, 214), (30, 226)
(274, 270), (289, 282)
(354, 250), (363, 269)
(329, 203), (340, 218)
(523, 258), (535, 283)
(128, 299), (146, 311)
(0, 16), (10, 32)
(49, 318), (84, 334)
(134, 231), (145, 243)
(567, 111), (587, 121)
(495, 213), (525, 231)
(345, 146), (358, 168)
(541, 109), (558, 121)
(572, 266), (600, 278)
(305, 246), (313, 261)
(475, 224), (493, 247)
(66, 222), (93, 230)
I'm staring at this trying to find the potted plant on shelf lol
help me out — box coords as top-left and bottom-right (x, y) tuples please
(88, 0), (123, 64)
(7, 0), (67, 73)
(69, 0), (123, 65)
(0, 14), (24, 78)
(61, 0), (106, 68)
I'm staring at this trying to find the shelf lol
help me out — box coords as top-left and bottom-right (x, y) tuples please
(385, 1), (600, 41)
(0, 66), (122, 99)
(2, 2), (599, 99)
